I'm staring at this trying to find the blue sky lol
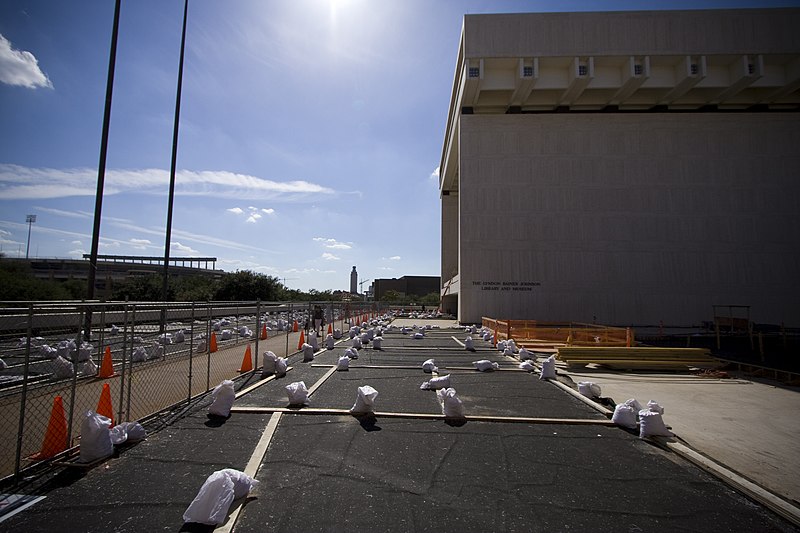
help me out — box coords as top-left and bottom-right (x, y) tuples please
(0, 0), (796, 292)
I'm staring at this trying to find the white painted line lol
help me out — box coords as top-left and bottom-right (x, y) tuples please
(451, 336), (465, 347)
(215, 412), (282, 533)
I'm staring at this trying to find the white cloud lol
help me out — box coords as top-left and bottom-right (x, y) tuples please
(245, 215), (259, 223)
(313, 237), (352, 250)
(0, 164), (335, 200)
(68, 248), (86, 258)
(429, 166), (440, 180)
(99, 241), (120, 249)
(227, 207), (244, 215)
(130, 238), (151, 250)
(389, 255), (401, 261)
(0, 34), (52, 89)
(261, 208), (275, 215)
(378, 266), (394, 271)
(171, 241), (198, 254)
(71, 240), (82, 245)
(321, 252), (340, 261)
(34, 206), (90, 219)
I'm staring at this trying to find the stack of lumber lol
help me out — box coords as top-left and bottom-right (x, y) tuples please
(556, 346), (721, 371)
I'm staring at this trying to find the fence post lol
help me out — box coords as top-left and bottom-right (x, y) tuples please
(285, 303), (291, 358)
(206, 302), (212, 392)
(188, 302), (195, 403)
(14, 303), (34, 480)
(254, 301), (261, 372)
(66, 305), (85, 447)
(126, 305), (136, 424)
(117, 304), (128, 423)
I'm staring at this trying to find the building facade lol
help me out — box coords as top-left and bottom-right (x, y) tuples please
(439, 9), (800, 326)
(371, 276), (441, 301)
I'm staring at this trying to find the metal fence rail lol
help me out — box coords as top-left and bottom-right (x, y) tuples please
(0, 300), (379, 481)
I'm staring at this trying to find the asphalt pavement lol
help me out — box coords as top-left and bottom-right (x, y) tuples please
(0, 320), (797, 532)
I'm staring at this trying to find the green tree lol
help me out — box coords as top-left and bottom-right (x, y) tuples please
(214, 270), (282, 301)
(0, 259), (73, 300)
(174, 275), (219, 301)
(111, 274), (171, 301)
(381, 289), (403, 303)
(420, 292), (441, 307)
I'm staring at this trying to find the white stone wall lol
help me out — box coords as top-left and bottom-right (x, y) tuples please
(457, 112), (800, 326)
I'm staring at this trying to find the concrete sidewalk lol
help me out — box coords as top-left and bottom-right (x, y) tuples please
(561, 364), (800, 505)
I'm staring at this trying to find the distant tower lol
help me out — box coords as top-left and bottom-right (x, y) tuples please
(350, 266), (358, 294)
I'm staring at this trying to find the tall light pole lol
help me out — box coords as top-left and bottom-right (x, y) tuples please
(25, 215), (36, 259)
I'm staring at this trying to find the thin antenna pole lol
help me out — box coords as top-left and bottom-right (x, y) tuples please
(162, 0), (189, 303)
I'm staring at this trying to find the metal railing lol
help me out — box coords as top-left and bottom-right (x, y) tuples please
(0, 299), (380, 482)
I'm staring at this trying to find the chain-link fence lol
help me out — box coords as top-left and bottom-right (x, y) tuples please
(0, 299), (379, 481)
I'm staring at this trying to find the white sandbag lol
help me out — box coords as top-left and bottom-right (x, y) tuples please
(159, 333), (173, 345)
(110, 424), (128, 445)
(482, 331), (492, 341)
(437, 388), (465, 418)
(507, 339), (518, 352)
(308, 332), (319, 350)
(647, 400), (664, 414)
(578, 381), (601, 399)
(261, 351), (278, 376)
(422, 359), (438, 373)
(519, 361), (535, 372)
(611, 404), (639, 429)
(352, 337), (363, 349)
(638, 409), (673, 438)
(76, 342), (92, 362)
(350, 385), (378, 414)
(56, 340), (73, 359)
(325, 334), (335, 350)
(173, 329), (185, 343)
(116, 421), (146, 442)
(420, 374), (451, 390)
(132, 346), (147, 363)
(286, 381), (309, 406)
(349, 326), (359, 339)
(360, 332), (369, 345)
(503, 347), (515, 357)
(518, 347), (534, 361)
(345, 347), (359, 359)
(0, 358), (6, 371)
(464, 337), (475, 351)
(336, 356), (350, 371)
(413, 332), (424, 339)
(625, 398), (643, 412)
(52, 355), (74, 379)
(275, 357), (288, 377)
(148, 342), (163, 360)
(497, 340), (507, 351)
(81, 357), (98, 377)
(372, 336), (382, 350)
(333, 328), (342, 339)
(220, 330), (232, 341)
(39, 344), (57, 359)
(473, 360), (499, 372)
(470, 325), (477, 334)
(302, 343), (315, 362)
(110, 324), (119, 335)
(79, 410), (113, 463)
(539, 355), (557, 380)
(208, 380), (235, 417)
(366, 328), (375, 341)
(183, 469), (259, 525)
(196, 339), (207, 353)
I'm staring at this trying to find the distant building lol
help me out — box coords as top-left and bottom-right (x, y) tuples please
(439, 8), (800, 325)
(350, 266), (358, 294)
(7, 255), (222, 299)
(372, 276), (441, 301)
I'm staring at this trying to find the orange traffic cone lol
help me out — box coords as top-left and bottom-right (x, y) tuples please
(98, 346), (115, 378)
(292, 320), (299, 333)
(30, 396), (68, 460)
(239, 344), (253, 372)
(96, 383), (115, 426)
(210, 332), (218, 353)
(297, 330), (305, 351)
(327, 323), (332, 335)
(260, 324), (268, 340)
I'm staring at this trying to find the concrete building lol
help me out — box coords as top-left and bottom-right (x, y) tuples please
(439, 8), (800, 326)
(350, 266), (358, 294)
(371, 275), (441, 301)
